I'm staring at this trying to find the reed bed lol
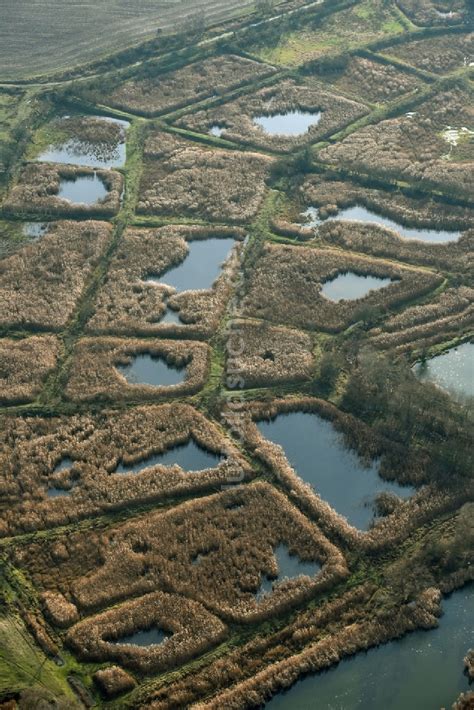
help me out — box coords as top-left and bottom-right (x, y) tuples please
(0, 335), (60, 404)
(234, 397), (471, 552)
(93, 667), (136, 699)
(137, 132), (271, 223)
(66, 591), (228, 675)
(65, 337), (210, 403)
(395, 0), (467, 26)
(4, 164), (123, 218)
(225, 319), (314, 387)
(103, 54), (275, 117)
(300, 175), (474, 230)
(314, 55), (421, 104)
(319, 221), (474, 276)
(0, 220), (112, 330)
(0, 403), (250, 537)
(319, 86), (474, 198)
(369, 286), (474, 352)
(88, 225), (244, 339)
(66, 482), (346, 623)
(242, 243), (442, 332)
(382, 32), (474, 75)
(177, 79), (369, 153)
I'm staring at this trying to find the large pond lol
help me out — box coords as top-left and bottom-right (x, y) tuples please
(257, 413), (414, 530)
(321, 272), (393, 302)
(37, 116), (128, 168)
(147, 238), (235, 292)
(304, 205), (461, 243)
(414, 342), (474, 400)
(111, 628), (170, 647)
(265, 585), (473, 710)
(58, 174), (108, 205)
(257, 544), (321, 600)
(114, 439), (221, 475)
(116, 354), (185, 387)
(253, 110), (322, 136)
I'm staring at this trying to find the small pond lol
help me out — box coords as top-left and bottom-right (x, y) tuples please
(147, 238), (235, 292)
(264, 585), (473, 710)
(304, 205), (461, 243)
(209, 125), (225, 137)
(414, 342), (474, 400)
(257, 544), (321, 599)
(257, 413), (414, 530)
(111, 628), (170, 647)
(37, 116), (128, 168)
(116, 354), (185, 387)
(58, 174), (108, 205)
(321, 272), (393, 302)
(253, 110), (321, 136)
(160, 308), (183, 325)
(114, 439), (221, 475)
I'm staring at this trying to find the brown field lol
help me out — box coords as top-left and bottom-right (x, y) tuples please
(137, 132), (272, 222)
(242, 243), (443, 332)
(369, 286), (474, 351)
(0, 403), (251, 537)
(177, 79), (369, 152)
(3, 164), (123, 218)
(318, 220), (474, 276)
(0, 220), (112, 330)
(88, 225), (244, 338)
(312, 55), (422, 104)
(0, 336), (60, 404)
(102, 54), (275, 117)
(64, 337), (210, 403)
(225, 319), (314, 388)
(66, 591), (227, 675)
(319, 86), (474, 198)
(382, 32), (474, 75)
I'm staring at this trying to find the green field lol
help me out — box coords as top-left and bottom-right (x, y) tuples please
(0, 0), (262, 81)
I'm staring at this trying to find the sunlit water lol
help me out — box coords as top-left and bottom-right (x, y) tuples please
(58, 174), (108, 205)
(414, 342), (474, 400)
(253, 110), (322, 136)
(258, 413), (414, 530)
(265, 586), (473, 710)
(257, 544), (321, 599)
(321, 272), (394, 302)
(116, 354), (185, 387)
(114, 439), (221, 475)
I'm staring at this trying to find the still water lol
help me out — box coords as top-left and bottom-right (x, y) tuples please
(114, 439), (221, 475)
(321, 272), (393, 302)
(116, 354), (185, 387)
(257, 544), (321, 599)
(58, 174), (108, 205)
(254, 110), (322, 136)
(414, 342), (474, 400)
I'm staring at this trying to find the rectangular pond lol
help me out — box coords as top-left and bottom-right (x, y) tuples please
(257, 412), (414, 530)
(116, 354), (185, 387)
(253, 110), (322, 136)
(58, 174), (109, 205)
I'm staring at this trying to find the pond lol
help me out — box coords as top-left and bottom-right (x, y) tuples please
(321, 272), (394, 302)
(257, 544), (321, 600)
(116, 354), (185, 387)
(253, 110), (322, 136)
(58, 174), (109, 205)
(414, 342), (474, 400)
(147, 237), (235, 292)
(111, 628), (170, 647)
(37, 116), (128, 168)
(304, 205), (461, 243)
(209, 125), (225, 137)
(257, 413), (414, 530)
(114, 439), (221, 475)
(264, 585), (473, 710)
(160, 308), (183, 325)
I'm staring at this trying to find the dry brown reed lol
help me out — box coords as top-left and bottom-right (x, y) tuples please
(93, 666), (136, 699)
(137, 132), (272, 223)
(382, 32), (473, 75)
(0, 403), (252, 536)
(4, 163), (123, 217)
(242, 243), (442, 332)
(66, 591), (228, 674)
(104, 54), (275, 116)
(225, 319), (314, 387)
(0, 335), (60, 404)
(67, 482), (346, 623)
(0, 220), (112, 330)
(65, 336), (210, 402)
(87, 225), (245, 338)
(178, 78), (369, 152)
